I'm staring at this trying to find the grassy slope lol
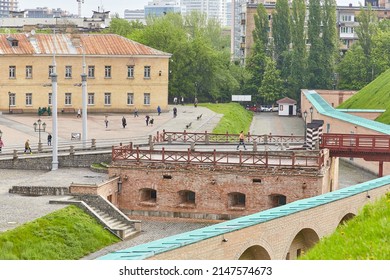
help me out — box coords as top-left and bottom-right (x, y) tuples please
(0, 205), (119, 260)
(300, 193), (390, 260)
(200, 102), (253, 134)
(338, 69), (390, 124)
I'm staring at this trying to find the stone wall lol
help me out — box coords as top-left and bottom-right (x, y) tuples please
(0, 152), (111, 170)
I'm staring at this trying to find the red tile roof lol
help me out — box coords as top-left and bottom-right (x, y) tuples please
(276, 97), (297, 104)
(0, 33), (171, 57)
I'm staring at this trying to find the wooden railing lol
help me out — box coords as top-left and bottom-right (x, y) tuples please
(112, 143), (325, 170)
(153, 130), (304, 145)
(320, 134), (390, 155)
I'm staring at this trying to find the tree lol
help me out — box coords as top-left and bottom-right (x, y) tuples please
(259, 57), (285, 104)
(321, 0), (338, 89)
(307, 0), (324, 89)
(337, 44), (368, 90)
(272, 0), (291, 75)
(290, 0), (307, 99)
(355, 4), (378, 83)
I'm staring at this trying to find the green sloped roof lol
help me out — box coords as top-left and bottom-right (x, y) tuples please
(303, 90), (390, 135)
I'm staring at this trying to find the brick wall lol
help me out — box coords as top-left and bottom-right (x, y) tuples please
(108, 160), (333, 221)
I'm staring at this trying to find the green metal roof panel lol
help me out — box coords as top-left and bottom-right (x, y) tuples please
(98, 175), (390, 260)
(303, 90), (390, 135)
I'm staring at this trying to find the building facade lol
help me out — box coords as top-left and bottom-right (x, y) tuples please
(0, 33), (171, 114)
(233, 1), (390, 64)
(0, 0), (18, 18)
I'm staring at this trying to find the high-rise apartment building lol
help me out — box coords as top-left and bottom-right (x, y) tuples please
(0, 0), (18, 18)
(181, 0), (227, 26)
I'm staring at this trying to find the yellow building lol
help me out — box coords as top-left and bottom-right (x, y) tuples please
(0, 33), (171, 114)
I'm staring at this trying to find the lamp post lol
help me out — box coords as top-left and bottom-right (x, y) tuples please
(309, 106), (313, 123)
(51, 17), (59, 170)
(8, 92), (11, 113)
(33, 119), (46, 152)
(303, 110), (308, 142)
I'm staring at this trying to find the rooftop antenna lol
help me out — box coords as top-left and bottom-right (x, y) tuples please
(77, 0), (84, 18)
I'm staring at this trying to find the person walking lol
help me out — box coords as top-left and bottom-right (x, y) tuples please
(181, 96), (184, 106)
(104, 115), (109, 128)
(194, 97), (198, 108)
(77, 108), (81, 118)
(236, 131), (247, 150)
(122, 116), (127, 128)
(157, 105), (161, 116)
(149, 117), (154, 126)
(173, 107), (177, 118)
(173, 97), (178, 105)
(24, 139), (32, 154)
(47, 133), (52, 146)
(0, 137), (4, 153)
(145, 115), (150, 126)
(134, 108), (139, 117)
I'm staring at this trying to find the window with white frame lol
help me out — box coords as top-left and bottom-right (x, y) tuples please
(25, 93), (32, 105)
(48, 93), (52, 105)
(127, 65), (135, 78)
(65, 93), (72, 105)
(88, 65), (95, 78)
(88, 93), (95, 105)
(104, 93), (111, 105)
(144, 66), (151, 78)
(65, 66), (72, 78)
(144, 93), (150, 105)
(127, 93), (134, 105)
(9, 66), (16, 78)
(341, 15), (353, 22)
(105, 66), (111, 78)
(9, 93), (16, 106)
(26, 66), (32, 79)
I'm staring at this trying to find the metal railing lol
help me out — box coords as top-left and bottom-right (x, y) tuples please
(320, 134), (390, 154)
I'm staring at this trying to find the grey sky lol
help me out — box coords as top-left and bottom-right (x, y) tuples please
(19, 0), (362, 18)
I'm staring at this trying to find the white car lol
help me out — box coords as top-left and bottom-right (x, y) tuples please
(261, 105), (272, 112)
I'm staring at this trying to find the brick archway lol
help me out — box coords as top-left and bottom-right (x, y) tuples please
(287, 228), (320, 260)
(238, 245), (271, 260)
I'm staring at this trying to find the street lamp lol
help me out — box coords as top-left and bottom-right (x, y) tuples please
(8, 91), (11, 113)
(33, 119), (46, 152)
(194, 82), (198, 107)
(51, 17), (59, 170)
(303, 110), (308, 142)
(309, 106), (313, 123)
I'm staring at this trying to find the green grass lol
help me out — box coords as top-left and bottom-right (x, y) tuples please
(338, 69), (390, 124)
(299, 193), (390, 260)
(0, 205), (119, 260)
(199, 102), (253, 134)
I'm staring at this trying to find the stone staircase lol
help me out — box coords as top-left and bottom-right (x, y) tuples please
(89, 206), (138, 240)
(50, 194), (141, 240)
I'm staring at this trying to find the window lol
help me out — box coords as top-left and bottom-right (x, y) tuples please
(105, 66), (111, 78)
(144, 93), (150, 105)
(88, 66), (95, 78)
(179, 190), (196, 205)
(26, 66), (33, 79)
(341, 15), (353, 22)
(48, 93), (52, 105)
(9, 93), (16, 106)
(127, 93), (134, 105)
(104, 93), (111, 105)
(270, 194), (287, 207)
(25, 93), (32, 106)
(88, 93), (95, 105)
(144, 66), (151, 78)
(228, 192), (246, 208)
(9, 66), (16, 78)
(127, 65), (135, 78)
(65, 66), (72, 78)
(140, 188), (157, 203)
(65, 93), (72, 105)
(48, 66), (54, 78)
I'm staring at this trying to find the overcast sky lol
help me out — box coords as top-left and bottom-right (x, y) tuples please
(19, 0), (363, 18)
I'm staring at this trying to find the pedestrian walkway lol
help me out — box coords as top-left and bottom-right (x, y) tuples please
(0, 105), (221, 153)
